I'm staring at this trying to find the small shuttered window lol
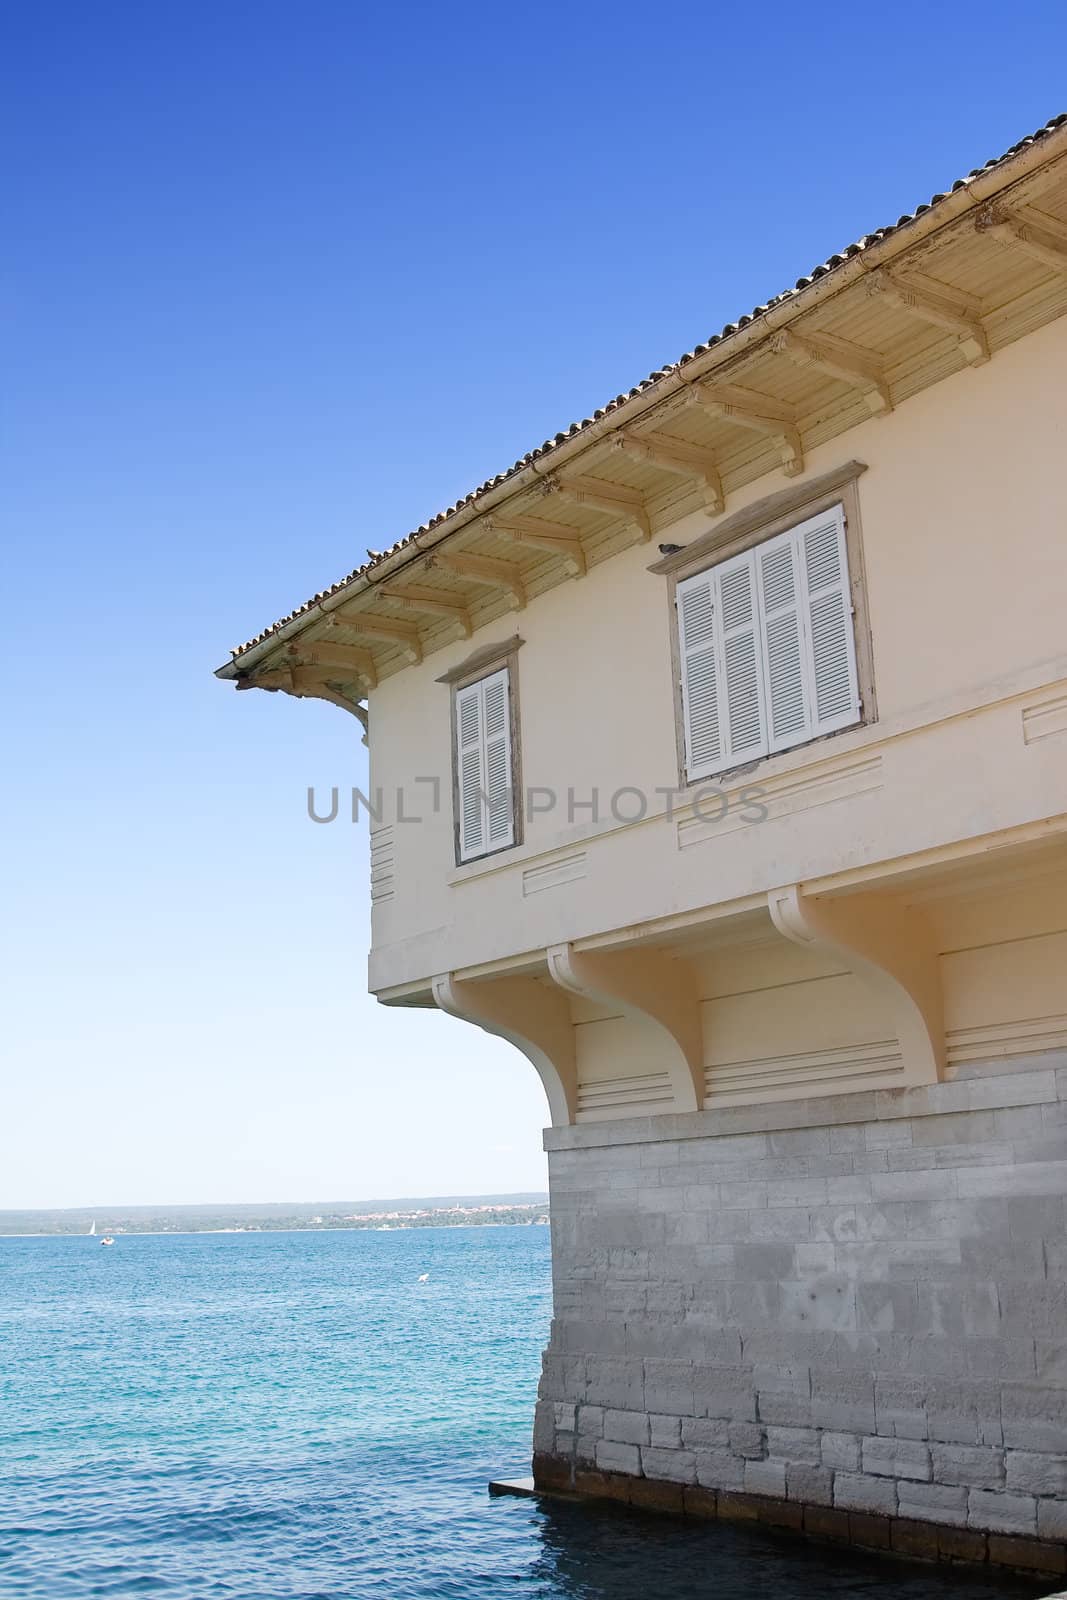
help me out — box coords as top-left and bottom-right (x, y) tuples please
(677, 502), (860, 781)
(454, 666), (516, 862)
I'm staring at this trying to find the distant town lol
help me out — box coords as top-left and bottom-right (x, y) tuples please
(0, 1194), (551, 1236)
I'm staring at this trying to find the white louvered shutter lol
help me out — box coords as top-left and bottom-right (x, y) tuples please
(678, 553), (768, 780)
(677, 503), (860, 779)
(796, 505), (861, 737)
(716, 550), (767, 766)
(677, 570), (722, 779)
(756, 531), (812, 753)
(455, 668), (514, 861)
(455, 681), (484, 861)
(482, 668), (514, 850)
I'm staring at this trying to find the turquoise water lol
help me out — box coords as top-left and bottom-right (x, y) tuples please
(0, 1229), (1045, 1598)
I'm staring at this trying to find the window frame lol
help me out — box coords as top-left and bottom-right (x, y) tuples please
(660, 462), (876, 788)
(442, 637), (524, 866)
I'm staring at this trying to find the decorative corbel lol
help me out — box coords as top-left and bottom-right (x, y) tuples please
(484, 514), (587, 577)
(613, 432), (725, 515)
(771, 329), (892, 417)
(688, 382), (805, 478)
(287, 639), (377, 689)
(239, 666), (369, 740)
(975, 204), (1067, 276)
(380, 584), (473, 640)
(768, 885), (944, 1085)
(327, 611), (423, 664)
(546, 942), (704, 1113)
(865, 269), (989, 367)
(431, 973), (577, 1127)
(547, 473), (652, 541)
(428, 550), (527, 611)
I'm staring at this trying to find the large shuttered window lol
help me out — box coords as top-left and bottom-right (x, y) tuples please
(677, 502), (860, 781)
(454, 665), (516, 863)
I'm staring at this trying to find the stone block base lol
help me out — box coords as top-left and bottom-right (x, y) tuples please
(532, 1452), (1067, 1576)
(537, 1054), (1067, 1578)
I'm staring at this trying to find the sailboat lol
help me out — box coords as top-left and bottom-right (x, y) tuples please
(88, 1221), (96, 1237)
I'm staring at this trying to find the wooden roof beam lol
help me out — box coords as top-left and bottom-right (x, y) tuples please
(613, 432), (725, 514)
(326, 611), (422, 664)
(866, 269), (989, 366)
(771, 329), (892, 417)
(430, 551), (527, 610)
(241, 665), (369, 730)
(551, 475), (652, 541)
(484, 514), (587, 577)
(380, 583), (473, 638)
(287, 640), (378, 689)
(976, 204), (1067, 276)
(687, 381), (805, 477)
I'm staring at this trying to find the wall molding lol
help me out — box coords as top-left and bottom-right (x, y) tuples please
(946, 1012), (1067, 1064)
(369, 824), (396, 904)
(523, 851), (588, 897)
(543, 1059), (1062, 1151)
(1022, 689), (1067, 744)
(677, 752), (883, 851)
(705, 1039), (903, 1102)
(577, 1071), (674, 1118)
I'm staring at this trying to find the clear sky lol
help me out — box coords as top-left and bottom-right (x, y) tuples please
(1, 2), (1064, 1209)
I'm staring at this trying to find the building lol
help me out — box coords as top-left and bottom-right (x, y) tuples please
(218, 116), (1067, 1573)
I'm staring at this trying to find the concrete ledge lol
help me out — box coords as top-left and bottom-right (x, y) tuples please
(543, 1056), (1066, 1152)
(489, 1476), (537, 1498)
(532, 1454), (1067, 1577)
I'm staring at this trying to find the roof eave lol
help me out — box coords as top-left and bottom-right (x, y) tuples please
(216, 117), (1067, 683)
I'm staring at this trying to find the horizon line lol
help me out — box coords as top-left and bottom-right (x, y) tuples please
(0, 1190), (550, 1216)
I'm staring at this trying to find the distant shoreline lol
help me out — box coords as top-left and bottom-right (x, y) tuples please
(0, 1196), (551, 1239)
(0, 1220), (551, 1239)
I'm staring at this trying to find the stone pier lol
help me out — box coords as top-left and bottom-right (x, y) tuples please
(532, 1053), (1067, 1577)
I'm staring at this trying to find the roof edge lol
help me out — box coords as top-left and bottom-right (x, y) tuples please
(217, 114), (1067, 681)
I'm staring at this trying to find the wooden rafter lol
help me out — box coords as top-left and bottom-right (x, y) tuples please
(771, 329), (892, 417)
(484, 514), (587, 576)
(687, 381), (805, 477)
(865, 269), (989, 366)
(613, 431), (725, 514)
(429, 551), (527, 610)
(380, 583), (473, 638)
(976, 204), (1067, 276)
(551, 474), (651, 540)
(287, 639), (378, 688)
(327, 611), (422, 664)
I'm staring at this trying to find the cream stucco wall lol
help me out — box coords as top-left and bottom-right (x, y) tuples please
(349, 229), (1067, 1556)
(367, 315), (1067, 1004)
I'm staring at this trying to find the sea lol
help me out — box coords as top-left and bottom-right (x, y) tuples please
(0, 1228), (1047, 1599)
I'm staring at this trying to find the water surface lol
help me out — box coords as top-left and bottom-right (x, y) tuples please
(0, 1229), (1045, 1597)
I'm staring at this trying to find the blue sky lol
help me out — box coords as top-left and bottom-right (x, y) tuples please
(2, 3), (1064, 1208)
